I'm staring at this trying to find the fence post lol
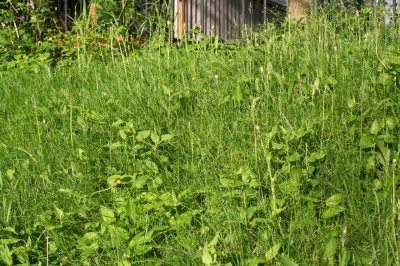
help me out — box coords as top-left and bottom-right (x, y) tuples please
(174, 0), (185, 39)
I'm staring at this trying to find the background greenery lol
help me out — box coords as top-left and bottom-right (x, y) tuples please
(1, 2), (400, 266)
(0, 0), (170, 71)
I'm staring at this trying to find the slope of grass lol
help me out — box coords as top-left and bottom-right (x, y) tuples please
(1, 9), (400, 265)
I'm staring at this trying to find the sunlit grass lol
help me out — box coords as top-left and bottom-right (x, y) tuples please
(1, 7), (400, 265)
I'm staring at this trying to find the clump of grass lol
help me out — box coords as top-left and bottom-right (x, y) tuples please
(0, 7), (400, 265)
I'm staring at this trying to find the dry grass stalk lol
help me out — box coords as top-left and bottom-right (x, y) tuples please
(89, 1), (97, 28)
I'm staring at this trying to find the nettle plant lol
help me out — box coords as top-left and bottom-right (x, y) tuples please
(258, 120), (340, 220)
(0, 0), (61, 71)
(0, 120), (180, 264)
(215, 117), (346, 264)
(357, 102), (400, 206)
(75, 119), (179, 263)
(259, 121), (350, 264)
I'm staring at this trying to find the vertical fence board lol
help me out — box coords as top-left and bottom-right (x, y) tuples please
(174, 0), (285, 40)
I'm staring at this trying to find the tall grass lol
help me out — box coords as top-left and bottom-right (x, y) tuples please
(1, 7), (400, 265)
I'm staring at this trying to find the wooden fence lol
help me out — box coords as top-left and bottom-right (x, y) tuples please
(173, 0), (285, 39)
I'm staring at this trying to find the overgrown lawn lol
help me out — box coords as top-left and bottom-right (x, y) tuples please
(1, 10), (400, 265)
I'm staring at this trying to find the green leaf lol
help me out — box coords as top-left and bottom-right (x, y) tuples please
(131, 175), (149, 189)
(370, 120), (380, 135)
(100, 207), (115, 223)
(54, 206), (64, 220)
(0, 237), (20, 245)
(373, 179), (382, 191)
(287, 152), (301, 162)
(246, 257), (265, 266)
(5, 169), (15, 179)
(322, 206), (345, 219)
(289, 167), (302, 179)
(265, 243), (281, 262)
(327, 76), (337, 85)
(2, 227), (17, 235)
(107, 225), (129, 246)
(58, 188), (74, 195)
(220, 178), (245, 188)
(385, 117), (398, 130)
(272, 141), (286, 150)
(280, 254), (299, 266)
(132, 245), (152, 256)
(339, 249), (350, 266)
(107, 175), (122, 186)
(0, 244), (13, 266)
(208, 232), (220, 247)
(202, 244), (213, 265)
(365, 155), (376, 172)
(125, 121), (134, 129)
(360, 134), (375, 149)
(326, 194), (344, 207)
(324, 238), (337, 263)
(378, 73), (391, 85)
(145, 160), (159, 173)
(36, 220), (62, 231)
(119, 129), (127, 140)
(107, 141), (123, 150)
(161, 134), (174, 142)
(306, 150), (326, 164)
(162, 85), (173, 95)
(118, 260), (132, 266)
(78, 232), (99, 246)
(347, 97), (356, 108)
(112, 119), (124, 127)
(278, 175), (300, 195)
(170, 211), (195, 228)
(271, 207), (287, 218)
(387, 53), (400, 64)
(354, 256), (373, 265)
(136, 130), (151, 141)
(76, 115), (87, 131)
(129, 226), (167, 248)
(150, 132), (160, 144)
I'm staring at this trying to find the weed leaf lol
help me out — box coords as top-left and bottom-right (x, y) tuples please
(265, 243), (281, 262)
(100, 207), (115, 223)
(360, 134), (375, 149)
(107, 141), (123, 150)
(150, 132), (160, 144)
(202, 244), (213, 265)
(271, 207), (287, 218)
(370, 120), (380, 135)
(280, 254), (299, 266)
(161, 134), (174, 142)
(247, 257), (265, 266)
(137, 130), (151, 141)
(208, 232), (220, 247)
(322, 206), (345, 219)
(324, 238), (337, 264)
(306, 150), (326, 164)
(5, 169), (15, 179)
(0, 244), (13, 266)
(326, 194), (344, 207)
(220, 178), (244, 188)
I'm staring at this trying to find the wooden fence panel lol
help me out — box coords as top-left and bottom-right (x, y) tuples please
(174, 0), (285, 40)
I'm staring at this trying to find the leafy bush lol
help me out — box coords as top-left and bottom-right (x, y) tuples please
(0, 0), (170, 71)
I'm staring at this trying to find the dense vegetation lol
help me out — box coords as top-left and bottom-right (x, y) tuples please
(1, 5), (400, 265)
(0, 0), (169, 70)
